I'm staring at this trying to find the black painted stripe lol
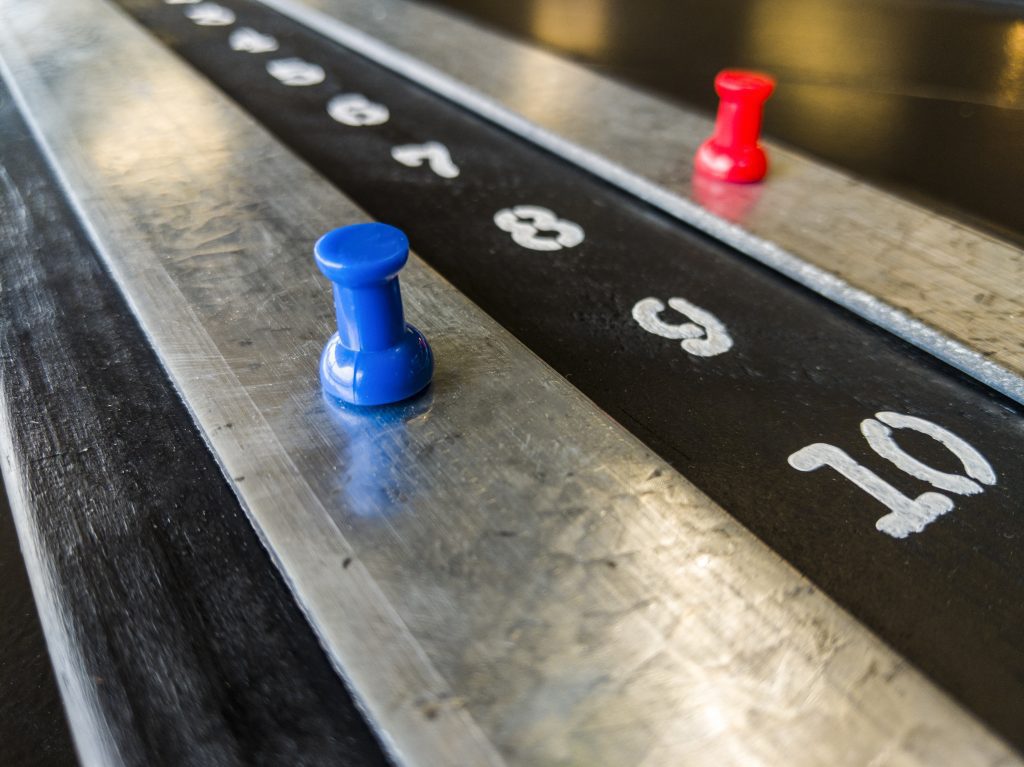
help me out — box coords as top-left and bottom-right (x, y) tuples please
(117, 0), (1024, 749)
(0, 76), (389, 765)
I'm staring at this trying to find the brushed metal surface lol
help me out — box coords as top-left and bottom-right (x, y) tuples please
(0, 0), (1018, 764)
(263, 0), (1024, 404)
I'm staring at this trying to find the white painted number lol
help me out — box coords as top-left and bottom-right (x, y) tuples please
(860, 412), (995, 495)
(164, 0), (199, 4)
(632, 297), (733, 357)
(327, 94), (390, 126)
(391, 142), (460, 179)
(267, 58), (325, 87)
(788, 412), (997, 539)
(493, 206), (584, 251)
(229, 27), (279, 53)
(789, 443), (955, 538)
(184, 3), (235, 25)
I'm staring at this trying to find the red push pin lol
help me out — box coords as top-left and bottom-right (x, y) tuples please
(695, 70), (775, 183)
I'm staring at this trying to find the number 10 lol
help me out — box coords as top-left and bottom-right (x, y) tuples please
(788, 412), (996, 538)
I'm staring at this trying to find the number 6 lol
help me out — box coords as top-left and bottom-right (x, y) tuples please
(327, 94), (389, 127)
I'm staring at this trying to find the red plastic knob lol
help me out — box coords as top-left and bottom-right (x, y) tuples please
(695, 70), (775, 183)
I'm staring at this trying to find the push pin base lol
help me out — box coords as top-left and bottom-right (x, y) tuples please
(694, 141), (768, 184)
(320, 324), (433, 407)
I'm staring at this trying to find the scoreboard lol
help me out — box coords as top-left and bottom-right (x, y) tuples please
(1, 0), (1022, 764)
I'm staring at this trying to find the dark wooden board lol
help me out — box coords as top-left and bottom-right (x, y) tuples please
(0, 490), (75, 766)
(0, 79), (388, 766)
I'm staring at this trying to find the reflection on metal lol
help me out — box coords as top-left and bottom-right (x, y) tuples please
(776, 83), (901, 163)
(319, 391), (437, 518)
(88, 70), (234, 186)
(691, 173), (763, 223)
(529, 0), (611, 57)
(744, 0), (905, 80)
(1, 0), (1020, 765)
(999, 21), (1024, 108)
(266, 0), (1024, 404)
(742, 0), (905, 165)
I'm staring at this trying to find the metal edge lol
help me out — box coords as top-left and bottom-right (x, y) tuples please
(261, 0), (1024, 405)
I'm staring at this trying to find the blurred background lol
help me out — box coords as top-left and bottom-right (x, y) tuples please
(425, 0), (1024, 244)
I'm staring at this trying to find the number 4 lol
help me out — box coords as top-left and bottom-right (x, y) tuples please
(788, 412), (996, 539)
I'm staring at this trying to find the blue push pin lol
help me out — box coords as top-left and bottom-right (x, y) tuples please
(315, 223), (433, 406)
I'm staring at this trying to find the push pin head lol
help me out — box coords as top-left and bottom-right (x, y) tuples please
(315, 223), (433, 406)
(695, 70), (775, 183)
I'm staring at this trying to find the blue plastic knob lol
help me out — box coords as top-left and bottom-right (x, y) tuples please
(315, 223), (433, 406)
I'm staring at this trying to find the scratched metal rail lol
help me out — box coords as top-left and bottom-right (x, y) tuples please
(0, 0), (1017, 765)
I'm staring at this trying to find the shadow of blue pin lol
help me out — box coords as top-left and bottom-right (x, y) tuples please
(315, 223), (433, 406)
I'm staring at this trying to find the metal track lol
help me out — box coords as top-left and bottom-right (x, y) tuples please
(0, 0), (1016, 764)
